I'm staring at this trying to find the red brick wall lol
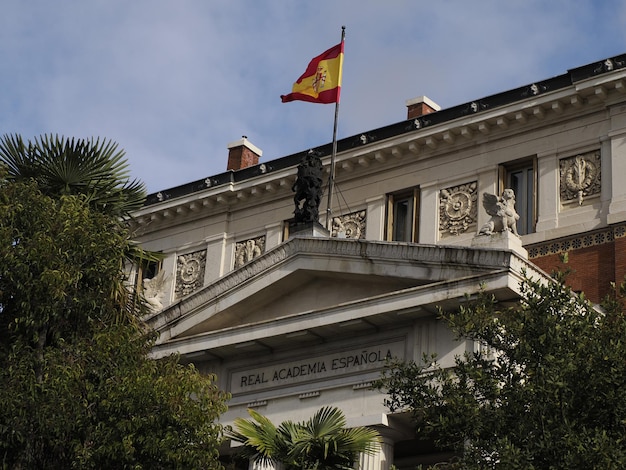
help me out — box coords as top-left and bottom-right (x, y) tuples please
(615, 237), (626, 288)
(532, 241), (616, 304)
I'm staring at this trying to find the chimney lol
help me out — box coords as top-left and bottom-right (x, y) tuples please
(227, 136), (263, 171)
(406, 96), (440, 120)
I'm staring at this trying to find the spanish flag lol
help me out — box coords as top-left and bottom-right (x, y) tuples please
(281, 41), (344, 104)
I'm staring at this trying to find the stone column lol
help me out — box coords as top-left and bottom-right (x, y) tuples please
(357, 436), (394, 470)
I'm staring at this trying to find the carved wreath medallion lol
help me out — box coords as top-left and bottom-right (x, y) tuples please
(331, 210), (366, 239)
(175, 249), (207, 298)
(559, 151), (601, 205)
(234, 236), (266, 269)
(439, 181), (478, 237)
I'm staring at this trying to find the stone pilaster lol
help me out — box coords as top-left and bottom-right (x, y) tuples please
(249, 459), (283, 470)
(357, 436), (394, 470)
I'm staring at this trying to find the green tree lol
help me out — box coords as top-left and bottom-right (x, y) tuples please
(0, 172), (229, 468)
(0, 133), (146, 218)
(229, 406), (380, 470)
(375, 272), (626, 469)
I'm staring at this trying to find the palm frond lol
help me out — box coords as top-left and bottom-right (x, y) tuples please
(229, 409), (286, 466)
(0, 133), (146, 217)
(229, 406), (380, 470)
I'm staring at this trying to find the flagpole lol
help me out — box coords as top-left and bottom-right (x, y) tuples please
(326, 26), (345, 232)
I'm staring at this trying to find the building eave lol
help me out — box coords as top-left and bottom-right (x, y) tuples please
(133, 54), (626, 233)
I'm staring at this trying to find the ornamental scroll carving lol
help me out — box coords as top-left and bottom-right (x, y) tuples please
(234, 236), (266, 269)
(439, 181), (478, 237)
(331, 210), (366, 239)
(174, 249), (207, 299)
(559, 151), (601, 205)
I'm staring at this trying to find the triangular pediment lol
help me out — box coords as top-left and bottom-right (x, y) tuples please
(148, 237), (543, 359)
(181, 269), (425, 336)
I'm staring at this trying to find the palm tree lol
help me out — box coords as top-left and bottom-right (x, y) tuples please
(0, 133), (146, 218)
(229, 406), (380, 470)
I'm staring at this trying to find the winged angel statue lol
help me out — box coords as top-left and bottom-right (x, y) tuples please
(478, 188), (520, 236)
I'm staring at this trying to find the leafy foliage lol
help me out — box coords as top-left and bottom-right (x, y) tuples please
(1, 325), (228, 469)
(228, 406), (380, 470)
(0, 169), (229, 468)
(375, 272), (626, 469)
(0, 178), (129, 351)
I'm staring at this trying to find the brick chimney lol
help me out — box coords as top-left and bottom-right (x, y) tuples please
(406, 96), (440, 119)
(227, 136), (263, 171)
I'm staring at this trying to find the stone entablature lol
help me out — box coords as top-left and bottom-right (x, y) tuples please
(230, 339), (404, 395)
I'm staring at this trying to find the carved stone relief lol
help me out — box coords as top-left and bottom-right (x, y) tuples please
(234, 236), (266, 269)
(559, 151), (601, 205)
(331, 210), (366, 239)
(439, 181), (478, 237)
(174, 249), (207, 299)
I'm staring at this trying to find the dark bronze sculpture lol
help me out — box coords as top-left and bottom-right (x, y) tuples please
(292, 150), (324, 224)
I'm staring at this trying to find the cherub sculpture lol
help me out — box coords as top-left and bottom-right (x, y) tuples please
(143, 270), (167, 312)
(478, 188), (520, 236)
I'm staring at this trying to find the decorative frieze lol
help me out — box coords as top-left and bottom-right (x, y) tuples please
(234, 236), (266, 269)
(331, 210), (366, 239)
(559, 151), (601, 205)
(527, 223), (626, 258)
(439, 181), (478, 237)
(175, 249), (207, 299)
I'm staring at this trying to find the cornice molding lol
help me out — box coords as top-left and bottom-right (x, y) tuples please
(147, 237), (541, 336)
(133, 62), (626, 233)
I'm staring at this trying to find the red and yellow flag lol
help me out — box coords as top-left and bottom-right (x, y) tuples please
(281, 41), (344, 104)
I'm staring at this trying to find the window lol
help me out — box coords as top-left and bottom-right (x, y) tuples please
(134, 257), (161, 290)
(140, 259), (160, 280)
(500, 159), (536, 235)
(386, 188), (419, 242)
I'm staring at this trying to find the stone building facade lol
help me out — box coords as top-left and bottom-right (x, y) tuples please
(131, 53), (626, 467)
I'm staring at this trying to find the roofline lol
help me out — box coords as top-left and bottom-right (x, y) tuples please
(143, 52), (626, 206)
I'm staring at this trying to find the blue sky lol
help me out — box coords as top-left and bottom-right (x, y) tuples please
(2, 1), (626, 193)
